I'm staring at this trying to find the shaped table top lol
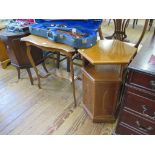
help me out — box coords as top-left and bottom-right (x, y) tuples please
(78, 39), (137, 65)
(21, 35), (75, 53)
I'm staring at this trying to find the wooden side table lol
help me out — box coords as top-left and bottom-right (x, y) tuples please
(78, 39), (137, 122)
(21, 35), (77, 106)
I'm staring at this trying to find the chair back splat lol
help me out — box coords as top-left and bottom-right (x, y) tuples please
(113, 19), (130, 41)
(106, 19), (149, 49)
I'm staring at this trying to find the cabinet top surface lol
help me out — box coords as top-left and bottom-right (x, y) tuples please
(129, 34), (155, 75)
(78, 39), (137, 65)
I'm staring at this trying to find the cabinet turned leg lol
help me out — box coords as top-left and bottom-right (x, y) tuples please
(16, 68), (20, 79)
(26, 68), (33, 85)
(42, 62), (48, 73)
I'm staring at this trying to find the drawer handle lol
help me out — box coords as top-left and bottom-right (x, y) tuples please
(136, 120), (154, 132)
(150, 81), (155, 89)
(142, 105), (155, 120)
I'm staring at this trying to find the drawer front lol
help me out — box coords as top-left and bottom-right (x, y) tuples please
(128, 71), (155, 92)
(115, 124), (143, 135)
(119, 110), (155, 135)
(124, 90), (155, 121)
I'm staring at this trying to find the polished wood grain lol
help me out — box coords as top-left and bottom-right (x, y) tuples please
(0, 38), (9, 69)
(78, 40), (137, 65)
(82, 64), (121, 82)
(21, 35), (75, 54)
(82, 65), (121, 122)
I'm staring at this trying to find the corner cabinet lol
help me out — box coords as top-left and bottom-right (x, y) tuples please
(82, 65), (121, 122)
(78, 40), (137, 123)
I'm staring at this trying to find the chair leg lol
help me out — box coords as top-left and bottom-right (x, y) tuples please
(26, 68), (33, 85)
(133, 19), (138, 29)
(98, 26), (104, 40)
(148, 19), (153, 31)
(42, 62), (48, 73)
(67, 57), (70, 72)
(56, 52), (60, 69)
(133, 19), (136, 28)
(69, 56), (76, 107)
(16, 68), (20, 79)
(108, 19), (111, 25)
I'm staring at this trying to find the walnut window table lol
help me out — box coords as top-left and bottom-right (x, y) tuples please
(21, 35), (77, 106)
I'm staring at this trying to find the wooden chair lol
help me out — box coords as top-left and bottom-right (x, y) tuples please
(105, 19), (149, 49)
(133, 19), (149, 49)
(106, 19), (130, 41)
(117, 19), (149, 111)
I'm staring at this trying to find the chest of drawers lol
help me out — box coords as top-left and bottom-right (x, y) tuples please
(115, 35), (155, 135)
